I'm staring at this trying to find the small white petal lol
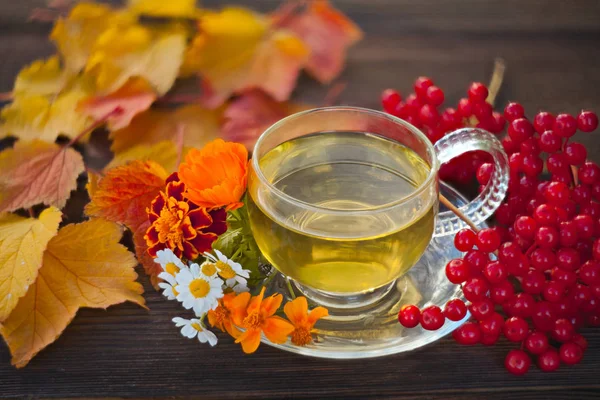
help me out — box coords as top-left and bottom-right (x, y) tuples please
(190, 263), (201, 277)
(176, 269), (193, 285)
(181, 324), (197, 339)
(172, 317), (188, 326)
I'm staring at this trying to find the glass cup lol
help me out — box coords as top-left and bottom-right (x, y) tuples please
(248, 107), (508, 309)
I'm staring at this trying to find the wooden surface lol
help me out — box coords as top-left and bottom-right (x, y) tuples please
(2, 0), (600, 399)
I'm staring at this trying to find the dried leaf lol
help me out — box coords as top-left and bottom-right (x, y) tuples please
(78, 78), (157, 130)
(0, 207), (62, 321)
(127, 0), (200, 18)
(0, 218), (145, 368)
(132, 218), (161, 289)
(274, 0), (362, 83)
(0, 140), (85, 212)
(105, 140), (180, 172)
(85, 24), (186, 95)
(221, 90), (309, 150)
(13, 56), (68, 96)
(51, 2), (135, 73)
(110, 105), (221, 155)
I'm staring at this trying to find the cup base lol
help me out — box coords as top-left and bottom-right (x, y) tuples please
(292, 280), (396, 310)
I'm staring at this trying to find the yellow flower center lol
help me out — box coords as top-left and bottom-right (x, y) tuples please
(189, 278), (211, 298)
(191, 322), (203, 331)
(165, 262), (180, 275)
(242, 311), (263, 329)
(290, 327), (313, 346)
(216, 260), (236, 279)
(202, 262), (217, 276)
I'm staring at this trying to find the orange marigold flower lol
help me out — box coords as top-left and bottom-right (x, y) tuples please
(178, 139), (248, 211)
(145, 173), (227, 260)
(207, 292), (242, 339)
(230, 287), (294, 354)
(283, 297), (329, 346)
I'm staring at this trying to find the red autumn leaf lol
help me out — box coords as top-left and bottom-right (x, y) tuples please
(273, 0), (363, 83)
(221, 89), (309, 151)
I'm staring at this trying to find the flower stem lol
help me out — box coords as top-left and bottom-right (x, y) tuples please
(285, 278), (296, 299)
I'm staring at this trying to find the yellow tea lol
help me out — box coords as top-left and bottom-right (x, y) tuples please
(248, 131), (435, 294)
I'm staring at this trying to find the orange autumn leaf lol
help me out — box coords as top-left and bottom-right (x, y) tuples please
(109, 105), (221, 155)
(274, 0), (362, 83)
(221, 89), (309, 150)
(178, 139), (248, 211)
(0, 218), (145, 368)
(78, 78), (157, 130)
(0, 207), (62, 321)
(0, 140), (84, 212)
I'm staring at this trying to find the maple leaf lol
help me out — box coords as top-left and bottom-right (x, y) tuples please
(51, 2), (136, 73)
(105, 140), (180, 173)
(274, 0), (363, 83)
(85, 23), (186, 96)
(0, 207), (62, 321)
(13, 56), (68, 96)
(109, 105), (221, 155)
(0, 140), (85, 212)
(221, 89), (310, 150)
(78, 78), (157, 130)
(182, 7), (308, 108)
(127, 0), (200, 18)
(0, 218), (145, 368)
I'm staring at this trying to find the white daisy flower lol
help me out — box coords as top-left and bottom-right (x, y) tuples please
(204, 249), (251, 291)
(172, 317), (218, 347)
(199, 260), (218, 278)
(154, 249), (187, 277)
(157, 272), (178, 300)
(175, 263), (224, 316)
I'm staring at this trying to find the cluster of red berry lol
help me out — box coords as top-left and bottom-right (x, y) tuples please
(383, 78), (600, 375)
(381, 78), (504, 186)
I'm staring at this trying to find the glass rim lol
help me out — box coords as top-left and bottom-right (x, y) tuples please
(251, 106), (440, 214)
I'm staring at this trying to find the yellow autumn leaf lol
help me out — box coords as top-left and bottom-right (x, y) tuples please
(0, 80), (94, 142)
(86, 24), (186, 95)
(13, 56), (68, 96)
(0, 218), (145, 368)
(0, 207), (62, 321)
(106, 140), (180, 172)
(127, 0), (200, 18)
(110, 105), (221, 154)
(51, 2), (135, 73)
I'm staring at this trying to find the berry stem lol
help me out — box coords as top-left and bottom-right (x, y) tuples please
(571, 165), (580, 186)
(486, 58), (506, 106)
(439, 194), (480, 232)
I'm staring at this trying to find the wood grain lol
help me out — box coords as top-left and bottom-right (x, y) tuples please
(1, 1), (600, 399)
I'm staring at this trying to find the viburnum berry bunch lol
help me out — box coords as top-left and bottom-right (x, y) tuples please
(382, 77), (600, 375)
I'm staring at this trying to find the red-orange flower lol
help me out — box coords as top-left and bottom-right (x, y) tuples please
(230, 287), (294, 354)
(283, 297), (328, 346)
(178, 139), (248, 211)
(207, 292), (241, 338)
(145, 173), (227, 260)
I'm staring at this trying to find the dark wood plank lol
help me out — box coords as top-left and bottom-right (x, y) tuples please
(1, 1), (600, 399)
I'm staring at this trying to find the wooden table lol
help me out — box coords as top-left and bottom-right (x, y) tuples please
(2, 1), (600, 398)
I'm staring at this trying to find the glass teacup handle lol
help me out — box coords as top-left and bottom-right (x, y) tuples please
(433, 128), (509, 237)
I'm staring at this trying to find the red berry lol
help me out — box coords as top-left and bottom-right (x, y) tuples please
(381, 89), (401, 113)
(425, 85), (444, 106)
(543, 281), (566, 303)
(534, 112), (555, 134)
(469, 298), (494, 320)
(454, 228), (476, 252)
(457, 98), (473, 118)
(514, 216), (537, 239)
(476, 163), (494, 185)
(480, 333), (500, 346)
(499, 242), (522, 265)
(564, 142), (587, 165)
(440, 107), (460, 130)
(520, 137), (540, 155)
(551, 267), (577, 288)
(463, 278), (489, 302)
(572, 184), (591, 204)
(483, 260), (508, 284)
(419, 104), (439, 127)
(452, 322), (481, 345)
(552, 318), (574, 342)
(535, 226), (559, 249)
(505, 349), (531, 375)
(522, 154), (543, 177)
(538, 348), (560, 372)
(503, 317), (529, 342)
(559, 342), (583, 365)
(464, 250), (489, 273)
(539, 130), (562, 153)
(405, 94), (423, 110)
(579, 162), (600, 185)
(571, 333), (588, 351)
(490, 112), (506, 133)
(522, 270), (545, 294)
(504, 102), (525, 122)
(556, 247), (581, 271)
(574, 214), (595, 239)
(444, 299), (467, 321)
(525, 331), (549, 355)
(420, 305), (444, 330)
(580, 260), (600, 284)
(398, 305), (420, 328)
(445, 259), (470, 284)
(545, 181), (570, 206)
(547, 152), (569, 175)
(509, 293), (535, 318)
(532, 301), (556, 331)
(578, 110), (598, 132)
(530, 248), (556, 271)
(570, 284), (592, 307)
(508, 118), (534, 143)
(414, 77), (433, 99)
(474, 102), (493, 121)
(476, 228), (501, 252)
(533, 204), (558, 226)
(393, 102), (413, 119)
(468, 82), (488, 103)
(491, 280), (515, 304)
(553, 113), (578, 138)
(480, 313), (504, 336)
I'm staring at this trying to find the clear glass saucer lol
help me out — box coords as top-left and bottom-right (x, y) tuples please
(260, 182), (483, 359)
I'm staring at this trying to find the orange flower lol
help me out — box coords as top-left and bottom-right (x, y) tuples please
(178, 139), (248, 211)
(207, 292), (242, 338)
(230, 287), (294, 353)
(145, 173), (227, 260)
(283, 297), (328, 346)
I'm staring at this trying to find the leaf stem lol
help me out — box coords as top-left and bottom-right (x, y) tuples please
(486, 58), (506, 107)
(66, 107), (124, 148)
